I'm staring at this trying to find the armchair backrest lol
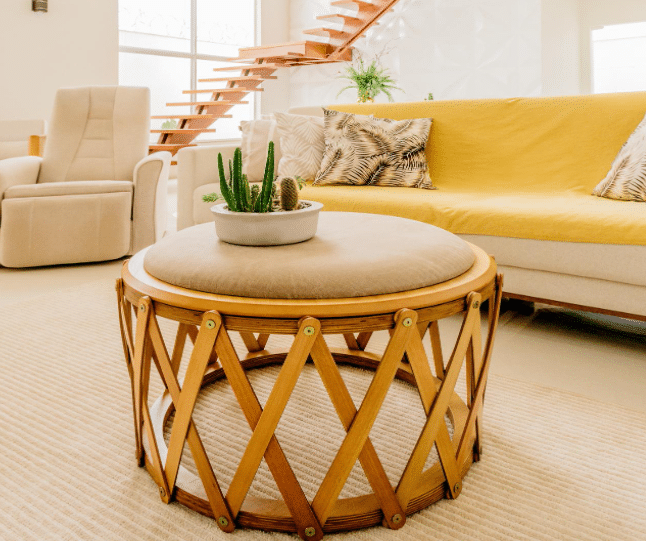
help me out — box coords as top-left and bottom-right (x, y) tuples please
(39, 86), (150, 183)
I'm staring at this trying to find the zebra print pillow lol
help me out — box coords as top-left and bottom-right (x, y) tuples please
(593, 113), (646, 202)
(313, 109), (434, 189)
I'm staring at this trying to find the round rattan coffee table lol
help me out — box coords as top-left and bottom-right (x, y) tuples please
(116, 212), (502, 541)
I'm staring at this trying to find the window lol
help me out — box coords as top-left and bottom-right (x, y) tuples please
(592, 22), (646, 94)
(118, 0), (258, 141)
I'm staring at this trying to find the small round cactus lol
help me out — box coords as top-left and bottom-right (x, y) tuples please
(280, 177), (299, 211)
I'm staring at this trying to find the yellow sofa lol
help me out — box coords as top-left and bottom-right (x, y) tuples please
(177, 94), (646, 320)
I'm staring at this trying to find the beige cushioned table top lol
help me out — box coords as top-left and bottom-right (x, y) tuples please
(144, 212), (476, 299)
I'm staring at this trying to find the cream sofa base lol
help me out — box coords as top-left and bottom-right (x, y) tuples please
(499, 265), (646, 320)
(460, 235), (646, 288)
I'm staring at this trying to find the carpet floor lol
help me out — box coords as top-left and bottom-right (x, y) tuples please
(1, 279), (645, 540)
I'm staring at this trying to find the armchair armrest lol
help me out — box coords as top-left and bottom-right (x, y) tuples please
(177, 143), (238, 230)
(0, 156), (42, 218)
(29, 135), (46, 157)
(4, 180), (132, 199)
(131, 151), (171, 254)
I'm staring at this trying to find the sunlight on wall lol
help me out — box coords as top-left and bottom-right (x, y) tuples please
(592, 21), (646, 94)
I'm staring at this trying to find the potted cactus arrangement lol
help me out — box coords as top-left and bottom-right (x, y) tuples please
(204, 141), (323, 246)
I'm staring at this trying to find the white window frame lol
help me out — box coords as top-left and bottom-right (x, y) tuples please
(119, 0), (261, 141)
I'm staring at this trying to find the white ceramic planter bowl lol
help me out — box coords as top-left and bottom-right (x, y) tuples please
(211, 201), (323, 246)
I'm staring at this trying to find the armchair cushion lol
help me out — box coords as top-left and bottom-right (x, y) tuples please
(4, 180), (132, 199)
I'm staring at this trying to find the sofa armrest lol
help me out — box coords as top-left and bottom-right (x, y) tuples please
(177, 143), (238, 230)
(131, 151), (172, 254)
(0, 156), (42, 218)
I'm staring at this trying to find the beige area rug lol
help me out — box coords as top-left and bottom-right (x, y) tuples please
(1, 280), (646, 540)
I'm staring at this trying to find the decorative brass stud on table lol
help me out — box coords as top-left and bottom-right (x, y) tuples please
(32, 0), (48, 13)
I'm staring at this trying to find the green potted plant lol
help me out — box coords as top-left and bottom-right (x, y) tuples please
(203, 141), (323, 246)
(337, 57), (402, 103)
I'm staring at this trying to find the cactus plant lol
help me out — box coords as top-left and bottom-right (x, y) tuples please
(280, 177), (299, 211)
(203, 141), (276, 213)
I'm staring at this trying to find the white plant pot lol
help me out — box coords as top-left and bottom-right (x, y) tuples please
(211, 201), (323, 246)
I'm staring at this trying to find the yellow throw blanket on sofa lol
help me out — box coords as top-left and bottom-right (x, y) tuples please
(302, 92), (646, 245)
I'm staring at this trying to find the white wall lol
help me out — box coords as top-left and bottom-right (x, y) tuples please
(287, 0), (543, 108)
(259, 0), (292, 115)
(541, 0), (580, 96)
(578, 0), (646, 94)
(0, 0), (119, 122)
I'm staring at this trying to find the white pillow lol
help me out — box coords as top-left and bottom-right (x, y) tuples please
(274, 111), (325, 181)
(240, 120), (282, 182)
(593, 113), (646, 202)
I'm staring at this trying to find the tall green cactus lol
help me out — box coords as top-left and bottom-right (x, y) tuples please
(217, 152), (236, 211)
(204, 141), (277, 213)
(257, 141), (274, 213)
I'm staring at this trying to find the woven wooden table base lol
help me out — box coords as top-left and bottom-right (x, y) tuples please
(117, 252), (502, 540)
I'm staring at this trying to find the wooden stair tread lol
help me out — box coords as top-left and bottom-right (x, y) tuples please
(151, 129), (216, 134)
(317, 13), (364, 24)
(151, 114), (230, 119)
(182, 88), (263, 94)
(198, 75), (277, 82)
(149, 144), (196, 150)
(236, 40), (337, 60)
(212, 63), (285, 72)
(303, 27), (353, 38)
(166, 101), (249, 106)
(331, 0), (380, 7)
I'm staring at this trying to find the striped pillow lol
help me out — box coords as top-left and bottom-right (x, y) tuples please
(314, 109), (434, 189)
(274, 112), (325, 181)
(593, 113), (646, 202)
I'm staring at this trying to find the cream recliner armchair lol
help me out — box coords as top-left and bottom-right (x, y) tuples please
(0, 86), (171, 268)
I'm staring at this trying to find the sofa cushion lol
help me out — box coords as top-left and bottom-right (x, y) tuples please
(592, 112), (646, 202)
(314, 109), (434, 189)
(300, 184), (646, 245)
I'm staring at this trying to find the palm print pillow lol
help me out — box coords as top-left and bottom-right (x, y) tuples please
(314, 109), (434, 189)
(593, 112), (646, 202)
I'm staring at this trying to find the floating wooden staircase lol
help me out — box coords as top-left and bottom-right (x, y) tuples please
(151, 0), (402, 157)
